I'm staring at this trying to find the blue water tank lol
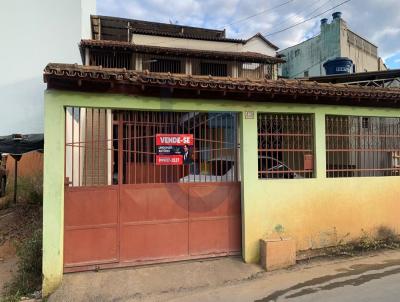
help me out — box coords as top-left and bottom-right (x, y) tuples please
(323, 57), (353, 75)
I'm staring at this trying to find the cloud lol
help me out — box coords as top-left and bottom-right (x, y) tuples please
(97, 0), (400, 67)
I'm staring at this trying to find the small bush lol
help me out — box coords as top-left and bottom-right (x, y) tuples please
(376, 226), (399, 244)
(328, 227), (400, 257)
(2, 229), (42, 302)
(354, 229), (381, 251)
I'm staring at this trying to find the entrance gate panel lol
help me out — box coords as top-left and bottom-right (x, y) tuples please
(64, 187), (119, 267)
(188, 183), (241, 256)
(119, 184), (189, 262)
(64, 108), (242, 271)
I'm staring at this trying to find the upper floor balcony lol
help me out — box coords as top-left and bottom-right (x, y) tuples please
(80, 40), (285, 81)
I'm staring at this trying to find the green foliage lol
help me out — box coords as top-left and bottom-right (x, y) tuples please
(328, 227), (400, 257)
(1, 229), (42, 302)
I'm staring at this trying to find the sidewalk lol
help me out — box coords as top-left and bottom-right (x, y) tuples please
(48, 250), (400, 302)
(48, 256), (263, 302)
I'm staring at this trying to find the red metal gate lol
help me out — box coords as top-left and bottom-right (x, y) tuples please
(64, 109), (241, 271)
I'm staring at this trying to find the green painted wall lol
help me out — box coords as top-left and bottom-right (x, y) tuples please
(43, 89), (400, 295)
(42, 95), (66, 296)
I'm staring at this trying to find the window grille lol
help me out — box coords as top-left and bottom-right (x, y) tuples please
(65, 108), (239, 186)
(90, 50), (132, 69)
(199, 62), (228, 77)
(65, 107), (114, 187)
(326, 115), (400, 177)
(141, 54), (183, 73)
(258, 113), (315, 179)
(89, 51), (276, 80)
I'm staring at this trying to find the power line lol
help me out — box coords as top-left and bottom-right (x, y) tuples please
(148, 0), (297, 47)
(263, 0), (325, 33)
(265, 0), (351, 36)
(223, 0), (295, 28)
(213, 0), (348, 52)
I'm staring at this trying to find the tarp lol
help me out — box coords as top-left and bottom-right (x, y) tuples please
(0, 134), (44, 155)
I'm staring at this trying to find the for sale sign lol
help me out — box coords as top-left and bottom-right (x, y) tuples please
(156, 134), (193, 146)
(155, 134), (194, 165)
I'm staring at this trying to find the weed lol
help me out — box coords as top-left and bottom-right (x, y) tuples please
(1, 229), (42, 302)
(327, 227), (400, 257)
(376, 225), (399, 244)
(4, 173), (43, 206)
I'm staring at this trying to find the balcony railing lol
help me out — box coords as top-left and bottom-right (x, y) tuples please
(89, 51), (276, 80)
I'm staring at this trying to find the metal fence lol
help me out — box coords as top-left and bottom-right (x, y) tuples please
(326, 115), (400, 177)
(65, 107), (114, 187)
(257, 113), (315, 179)
(90, 50), (132, 69)
(119, 111), (239, 184)
(65, 108), (239, 186)
(90, 51), (275, 79)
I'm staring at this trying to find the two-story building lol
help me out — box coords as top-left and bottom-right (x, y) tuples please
(42, 15), (400, 297)
(279, 12), (387, 78)
(83, 15), (283, 79)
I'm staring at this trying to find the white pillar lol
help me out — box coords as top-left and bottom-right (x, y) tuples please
(84, 48), (90, 66)
(185, 59), (192, 75)
(135, 54), (143, 71)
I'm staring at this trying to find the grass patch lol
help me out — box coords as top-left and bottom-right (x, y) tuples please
(1, 226), (42, 302)
(0, 170), (43, 301)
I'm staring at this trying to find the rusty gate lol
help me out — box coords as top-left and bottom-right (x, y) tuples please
(63, 108), (241, 271)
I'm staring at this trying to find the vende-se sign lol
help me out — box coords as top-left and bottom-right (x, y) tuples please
(156, 134), (193, 146)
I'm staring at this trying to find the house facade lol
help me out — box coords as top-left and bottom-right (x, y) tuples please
(42, 16), (400, 297)
(279, 12), (387, 79)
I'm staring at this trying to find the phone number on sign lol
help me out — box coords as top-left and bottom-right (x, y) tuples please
(156, 155), (183, 165)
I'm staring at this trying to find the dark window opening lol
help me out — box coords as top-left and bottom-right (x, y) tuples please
(149, 58), (182, 73)
(200, 62), (228, 77)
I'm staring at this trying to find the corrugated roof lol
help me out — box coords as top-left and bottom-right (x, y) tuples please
(308, 69), (400, 84)
(90, 15), (280, 50)
(91, 15), (244, 43)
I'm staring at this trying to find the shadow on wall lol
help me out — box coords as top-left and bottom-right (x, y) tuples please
(0, 78), (45, 135)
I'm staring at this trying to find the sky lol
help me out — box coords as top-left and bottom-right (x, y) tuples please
(97, 0), (400, 69)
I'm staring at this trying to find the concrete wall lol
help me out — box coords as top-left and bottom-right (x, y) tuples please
(132, 34), (277, 56)
(340, 27), (382, 72)
(241, 36), (277, 56)
(43, 90), (400, 295)
(279, 16), (382, 78)
(279, 19), (342, 78)
(0, 0), (95, 136)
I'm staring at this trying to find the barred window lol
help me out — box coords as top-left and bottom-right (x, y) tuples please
(326, 115), (400, 177)
(258, 113), (315, 179)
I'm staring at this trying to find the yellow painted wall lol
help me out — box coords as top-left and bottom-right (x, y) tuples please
(43, 90), (400, 294)
(241, 108), (400, 263)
